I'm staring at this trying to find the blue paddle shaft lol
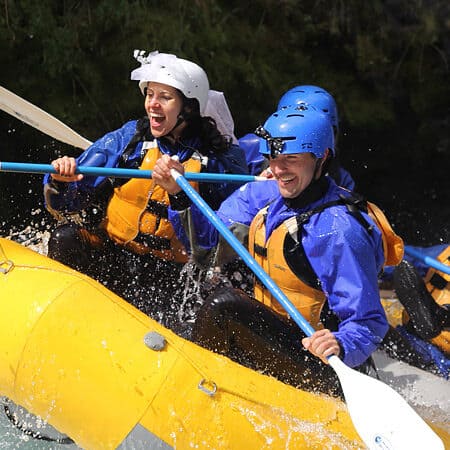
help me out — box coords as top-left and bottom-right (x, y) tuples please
(404, 246), (450, 275)
(0, 162), (263, 184)
(171, 170), (446, 450)
(172, 171), (315, 337)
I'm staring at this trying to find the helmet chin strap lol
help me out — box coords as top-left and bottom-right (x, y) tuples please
(312, 155), (328, 181)
(313, 149), (330, 180)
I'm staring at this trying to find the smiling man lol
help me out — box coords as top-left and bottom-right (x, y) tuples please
(153, 104), (390, 396)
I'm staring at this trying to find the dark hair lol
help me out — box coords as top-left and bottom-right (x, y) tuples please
(179, 95), (232, 155)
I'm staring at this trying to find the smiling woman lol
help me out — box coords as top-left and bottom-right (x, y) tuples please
(143, 83), (185, 138)
(40, 49), (249, 317)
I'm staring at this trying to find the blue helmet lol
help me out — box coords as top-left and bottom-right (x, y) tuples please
(256, 105), (334, 159)
(277, 85), (339, 132)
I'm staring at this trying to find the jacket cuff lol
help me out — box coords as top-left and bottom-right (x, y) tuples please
(169, 190), (192, 211)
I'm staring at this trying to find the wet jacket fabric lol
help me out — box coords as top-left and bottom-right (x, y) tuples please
(238, 133), (267, 176)
(170, 178), (388, 367)
(44, 119), (249, 213)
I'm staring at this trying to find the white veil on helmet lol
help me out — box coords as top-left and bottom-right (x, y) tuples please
(131, 50), (209, 114)
(204, 90), (238, 144)
(131, 50), (237, 143)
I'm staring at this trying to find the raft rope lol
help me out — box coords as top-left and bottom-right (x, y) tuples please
(0, 241), (14, 274)
(3, 401), (75, 445)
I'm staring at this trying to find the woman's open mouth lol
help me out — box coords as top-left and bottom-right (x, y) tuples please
(150, 113), (165, 128)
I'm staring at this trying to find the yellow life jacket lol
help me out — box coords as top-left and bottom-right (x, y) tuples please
(366, 201), (404, 267)
(103, 141), (201, 263)
(248, 193), (403, 327)
(422, 246), (449, 354)
(425, 245), (450, 305)
(248, 208), (326, 329)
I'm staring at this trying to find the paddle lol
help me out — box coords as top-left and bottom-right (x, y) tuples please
(170, 168), (444, 450)
(0, 86), (266, 184)
(404, 246), (450, 276)
(0, 161), (264, 184)
(0, 86), (92, 149)
(3, 85), (446, 276)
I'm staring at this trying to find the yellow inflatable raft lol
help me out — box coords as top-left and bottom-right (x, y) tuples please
(0, 238), (447, 449)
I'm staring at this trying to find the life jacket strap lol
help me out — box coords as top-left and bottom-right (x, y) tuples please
(253, 243), (267, 257)
(430, 273), (447, 290)
(146, 199), (169, 219)
(133, 233), (171, 251)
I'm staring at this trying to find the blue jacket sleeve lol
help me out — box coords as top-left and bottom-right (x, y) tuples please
(43, 120), (138, 212)
(238, 133), (267, 175)
(304, 209), (388, 367)
(169, 180), (279, 251)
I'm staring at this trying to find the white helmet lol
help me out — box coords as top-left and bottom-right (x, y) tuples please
(130, 50), (210, 114)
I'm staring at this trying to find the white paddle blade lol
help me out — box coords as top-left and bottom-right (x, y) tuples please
(328, 356), (444, 450)
(0, 86), (92, 149)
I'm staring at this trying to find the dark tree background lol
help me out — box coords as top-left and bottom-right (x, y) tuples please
(0, 0), (449, 245)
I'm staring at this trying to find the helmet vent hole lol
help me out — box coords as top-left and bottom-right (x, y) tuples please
(286, 113), (305, 118)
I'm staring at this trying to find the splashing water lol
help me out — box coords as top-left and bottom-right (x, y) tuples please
(1, 217), (449, 447)
(0, 398), (81, 449)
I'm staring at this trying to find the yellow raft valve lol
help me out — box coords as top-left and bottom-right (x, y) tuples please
(144, 331), (166, 351)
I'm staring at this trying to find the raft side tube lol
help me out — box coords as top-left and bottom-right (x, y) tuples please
(4, 238), (449, 449)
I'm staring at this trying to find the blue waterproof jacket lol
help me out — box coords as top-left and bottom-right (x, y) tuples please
(170, 178), (388, 367)
(329, 164), (355, 191)
(44, 119), (249, 212)
(238, 133), (267, 176)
